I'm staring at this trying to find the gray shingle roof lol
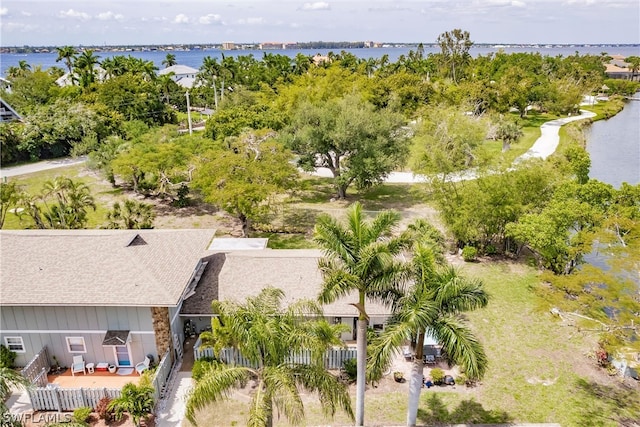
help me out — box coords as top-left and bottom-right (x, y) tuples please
(0, 229), (216, 307)
(214, 249), (392, 317)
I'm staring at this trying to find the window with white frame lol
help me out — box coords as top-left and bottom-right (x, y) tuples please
(4, 337), (25, 353)
(65, 337), (86, 353)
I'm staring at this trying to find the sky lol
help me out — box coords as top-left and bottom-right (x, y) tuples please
(1, 0), (639, 47)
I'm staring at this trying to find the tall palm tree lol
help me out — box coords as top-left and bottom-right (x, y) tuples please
(186, 287), (353, 427)
(368, 244), (489, 426)
(73, 50), (101, 88)
(314, 202), (412, 426)
(55, 45), (77, 74)
(162, 53), (177, 68)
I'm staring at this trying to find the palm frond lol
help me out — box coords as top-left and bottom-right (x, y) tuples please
(429, 315), (488, 380)
(247, 381), (271, 427)
(291, 364), (354, 421)
(367, 320), (413, 381)
(366, 208), (401, 242)
(264, 365), (305, 425)
(317, 260), (360, 304)
(185, 365), (250, 425)
(434, 266), (489, 313)
(313, 213), (355, 264)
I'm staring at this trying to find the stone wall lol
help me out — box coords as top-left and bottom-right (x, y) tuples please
(151, 306), (173, 361)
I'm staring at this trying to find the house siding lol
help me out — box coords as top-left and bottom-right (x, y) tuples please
(0, 306), (155, 367)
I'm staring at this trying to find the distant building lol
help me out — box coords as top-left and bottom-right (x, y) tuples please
(222, 42), (235, 50)
(312, 54), (330, 66)
(0, 98), (22, 123)
(158, 64), (200, 89)
(259, 42), (285, 50)
(604, 55), (638, 81)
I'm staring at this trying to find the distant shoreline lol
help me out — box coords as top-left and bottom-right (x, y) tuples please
(1, 42), (639, 55)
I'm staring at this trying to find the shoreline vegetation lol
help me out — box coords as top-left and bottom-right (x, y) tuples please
(1, 32), (639, 426)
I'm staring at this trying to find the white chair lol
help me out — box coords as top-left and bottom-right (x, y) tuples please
(135, 356), (150, 375)
(71, 355), (86, 376)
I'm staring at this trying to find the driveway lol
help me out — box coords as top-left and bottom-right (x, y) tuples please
(0, 156), (87, 179)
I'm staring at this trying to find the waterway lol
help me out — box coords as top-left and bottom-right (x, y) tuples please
(585, 95), (640, 188)
(2, 45), (639, 77)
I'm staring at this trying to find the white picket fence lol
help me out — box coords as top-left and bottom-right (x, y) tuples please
(28, 351), (174, 412)
(194, 338), (357, 370)
(28, 387), (121, 412)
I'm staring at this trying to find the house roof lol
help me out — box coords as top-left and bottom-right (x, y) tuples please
(158, 64), (199, 76)
(0, 229), (215, 307)
(213, 249), (393, 318)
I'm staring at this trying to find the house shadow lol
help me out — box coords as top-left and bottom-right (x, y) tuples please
(417, 393), (512, 425)
(573, 378), (640, 426)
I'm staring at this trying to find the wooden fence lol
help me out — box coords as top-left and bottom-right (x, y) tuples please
(151, 352), (172, 400)
(194, 338), (357, 370)
(28, 387), (121, 412)
(21, 346), (50, 387)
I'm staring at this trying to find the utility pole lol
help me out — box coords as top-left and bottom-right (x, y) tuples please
(186, 90), (193, 135)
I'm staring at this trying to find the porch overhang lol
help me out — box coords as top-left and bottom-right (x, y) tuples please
(102, 330), (131, 346)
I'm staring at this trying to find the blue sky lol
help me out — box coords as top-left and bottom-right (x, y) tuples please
(1, 0), (639, 46)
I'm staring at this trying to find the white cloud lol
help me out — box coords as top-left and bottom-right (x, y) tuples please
(511, 1), (526, 7)
(97, 11), (124, 21)
(174, 14), (189, 24)
(21, 11), (31, 17)
(58, 9), (91, 21)
(302, 2), (330, 11)
(0, 7), (8, 16)
(237, 17), (265, 25)
(199, 14), (223, 25)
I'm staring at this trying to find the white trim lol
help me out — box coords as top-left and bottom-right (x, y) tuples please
(112, 343), (133, 367)
(0, 330), (154, 334)
(4, 336), (25, 353)
(65, 336), (87, 354)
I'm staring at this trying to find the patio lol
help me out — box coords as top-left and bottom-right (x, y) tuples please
(47, 369), (140, 389)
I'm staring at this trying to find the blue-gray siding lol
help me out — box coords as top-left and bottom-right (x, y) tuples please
(0, 306), (155, 367)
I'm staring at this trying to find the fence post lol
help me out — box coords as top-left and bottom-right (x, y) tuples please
(53, 389), (62, 412)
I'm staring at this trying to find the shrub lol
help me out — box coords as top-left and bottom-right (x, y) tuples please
(462, 246), (478, 262)
(96, 397), (115, 422)
(484, 244), (497, 255)
(72, 406), (92, 425)
(0, 345), (16, 368)
(192, 357), (219, 381)
(430, 368), (445, 384)
(342, 358), (357, 382)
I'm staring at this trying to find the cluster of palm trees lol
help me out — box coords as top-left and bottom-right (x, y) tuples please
(189, 202), (489, 427)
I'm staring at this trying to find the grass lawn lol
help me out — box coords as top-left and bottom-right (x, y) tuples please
(2, 165), (120, 229)
(186, 259), (640, 426)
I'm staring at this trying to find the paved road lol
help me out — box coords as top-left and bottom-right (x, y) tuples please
(0, 110), (595, 182)
(0, 156), (87, 179)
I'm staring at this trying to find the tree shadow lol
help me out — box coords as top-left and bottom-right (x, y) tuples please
(573, 377), (640, 426)
(417, 393), (512, 425)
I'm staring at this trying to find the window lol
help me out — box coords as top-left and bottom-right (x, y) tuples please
(65, 337), (86, 353)
(4, 337), (25, 353)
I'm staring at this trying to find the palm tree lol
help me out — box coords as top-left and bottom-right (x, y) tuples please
(0, 366), (30, 415)
(185, 287), (353, 427)
(368, 244), (489, 426)
(55, 45), (77, 74)
(314, 202), (412, 426)
(73, 50), (101, 88)
(162, 53), (177, 68)
(108, 379), (155, 427)
(105, 199), (155, 229)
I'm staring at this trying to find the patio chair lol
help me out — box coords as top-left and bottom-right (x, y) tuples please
(423, 354), (436, 365)
(135, 356), (151, 375)
(71, 355), (86, 376)
(402, 345), (414, 361)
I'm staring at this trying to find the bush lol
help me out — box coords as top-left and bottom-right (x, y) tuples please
(462, 246), (478, 262)
(484, 244), (497, 255)
(192, 357), (219, 382)
(342, 358), (357, 382)
(96, 397), (115, 422)
(430, 368), (445, 384)
(72, 407), (92, 425)
(0, 345), (16, 368)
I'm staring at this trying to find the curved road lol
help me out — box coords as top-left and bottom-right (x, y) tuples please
(0, 110), (596, 182)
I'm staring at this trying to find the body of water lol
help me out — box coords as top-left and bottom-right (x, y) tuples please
(585, 95), (640, 188)
(2, 45), (639, 77)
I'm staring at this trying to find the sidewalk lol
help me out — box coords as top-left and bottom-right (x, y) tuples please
(156, 372), (193, 427)
(0, 156), (87, 179)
